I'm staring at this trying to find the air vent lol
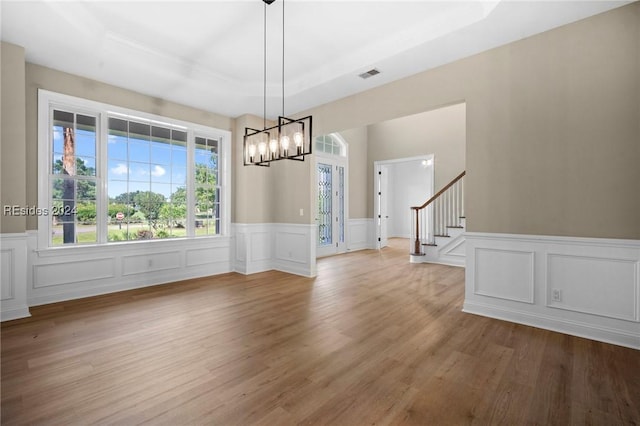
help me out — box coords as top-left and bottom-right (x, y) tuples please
(358, 68), (381, 79)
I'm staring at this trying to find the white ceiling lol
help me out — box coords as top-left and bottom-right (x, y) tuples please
(1, 0), (630, 119)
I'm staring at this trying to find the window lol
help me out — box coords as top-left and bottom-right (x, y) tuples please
(51, 110), (98, 245)
(194, 136), (220, 236)
(315, 134), (345, 156)
(107, 117), (189, 241)
(38, 90), (230, 248)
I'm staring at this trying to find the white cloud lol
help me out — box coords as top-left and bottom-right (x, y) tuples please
(151, 165), (166, 177)
(111, 163), (128, 175)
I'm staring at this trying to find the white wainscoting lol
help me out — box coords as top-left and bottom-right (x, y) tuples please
(233, 223), (316, 277)
(347, 218), (375, 252)
(3, 224), (319, 320)
(0, 233), (31, 321)
(464, 232), (640, 349)
(27, 231), (232, 307)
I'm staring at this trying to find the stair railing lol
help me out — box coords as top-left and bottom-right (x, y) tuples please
(411, 171), (465, 255)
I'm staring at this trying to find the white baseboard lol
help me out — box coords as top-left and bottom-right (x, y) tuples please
(465, 232), (640, 350)
(463, 300), (640, 351)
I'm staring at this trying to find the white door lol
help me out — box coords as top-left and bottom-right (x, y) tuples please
(377, 165), (389, 248)
(317, 161), (346, 257)
(374, 157), (434, 249)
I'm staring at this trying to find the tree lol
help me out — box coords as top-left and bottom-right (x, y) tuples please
(108, 203), (129, 219)
(113, 191), (140, 205)
(170, 186), (186, 205)
(159, 203), (187, 228)
(76, 203), (96, 223)
(132, 191), (166, 229)
(194, 163), (217, 216)
(53, 157), (96, 200)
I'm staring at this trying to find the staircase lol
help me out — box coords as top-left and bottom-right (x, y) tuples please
(410, 171), (466, 267)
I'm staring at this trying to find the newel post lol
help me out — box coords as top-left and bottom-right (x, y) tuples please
(413, 207), (421, 255)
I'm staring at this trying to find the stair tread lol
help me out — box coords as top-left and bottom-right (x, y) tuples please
(422, 243), (437, 247)
(447, 226), (464, 228)
(434, 234), (450, 238)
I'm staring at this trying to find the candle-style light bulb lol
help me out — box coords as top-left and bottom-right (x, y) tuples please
(280, 135), (290, 156)
(269, 138), (278, 159)
(293, 131), (303, 155)
(258, 140), (267, 162)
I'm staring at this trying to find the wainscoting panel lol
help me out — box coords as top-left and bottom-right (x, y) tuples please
(273, 224), (316, 277)
(122, 251), (181, 276)
(547, 253), (638, 322)
(34, 257), (115, 287)
(474, 248), (534, 303)
(1, 248), (14, 300)
(347, 219), (374, 252)
(250, 232), (272, 262)
(235, 232), (247, 262)
(464, 233), (640, 349)
(0, 233), (30, 321)
(275, 232), (307, 264)
(186, 246), (229, 267)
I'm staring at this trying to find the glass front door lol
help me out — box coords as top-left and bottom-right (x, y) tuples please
(317, 162), (345, 257)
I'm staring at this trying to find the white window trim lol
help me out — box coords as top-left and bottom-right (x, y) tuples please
(37, 89), (231, 252)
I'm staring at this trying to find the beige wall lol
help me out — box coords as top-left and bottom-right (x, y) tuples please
(233, 114), (273, 223)
(1, 42), (27, 233)
(298, 3), (640, 239)
(23, 64), (234, 230)
(366, 103), (466, 217)
(338, 126), (368, 219)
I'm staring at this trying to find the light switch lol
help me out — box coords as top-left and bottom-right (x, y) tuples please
(299, 208), (304, 216)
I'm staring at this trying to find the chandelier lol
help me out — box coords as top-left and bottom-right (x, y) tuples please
(244, 0), (312, 167)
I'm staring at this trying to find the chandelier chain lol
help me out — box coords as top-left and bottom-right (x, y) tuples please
(263, 1), (267, 130)
(282, 0), (285, 117)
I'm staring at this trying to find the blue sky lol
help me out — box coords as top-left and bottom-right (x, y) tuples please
(53, 126), (215, 200)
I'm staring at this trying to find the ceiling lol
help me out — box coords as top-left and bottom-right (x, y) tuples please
(1, 1), (630, 119)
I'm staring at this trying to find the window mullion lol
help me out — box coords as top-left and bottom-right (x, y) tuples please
(186, 129), (196, 238)
(97, 113), (108, 244)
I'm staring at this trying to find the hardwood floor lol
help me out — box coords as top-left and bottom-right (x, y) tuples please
(2, 238), (639, 425)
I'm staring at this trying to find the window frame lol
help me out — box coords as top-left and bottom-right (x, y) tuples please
(37, 89), (231, 251)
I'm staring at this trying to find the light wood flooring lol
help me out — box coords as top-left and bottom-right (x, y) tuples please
(2, 238), (639, 425)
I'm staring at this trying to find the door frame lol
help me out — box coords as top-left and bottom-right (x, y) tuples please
(374, 155), (434, 250)
(315, 135), (349, 258)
